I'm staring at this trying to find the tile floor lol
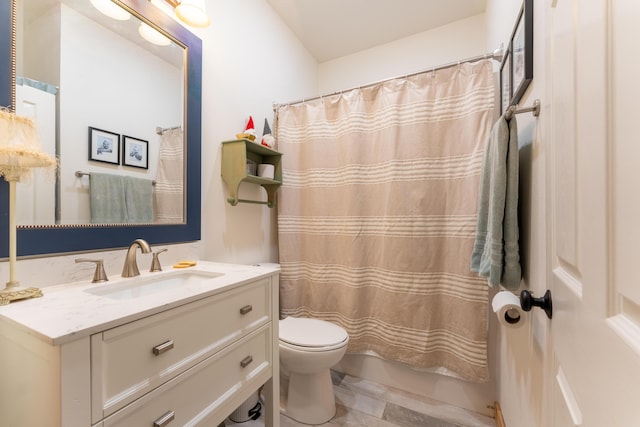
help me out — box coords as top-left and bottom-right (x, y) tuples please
(225, 371), (495, 427)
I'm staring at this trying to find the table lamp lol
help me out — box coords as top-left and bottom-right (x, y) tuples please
(0, 108), (56, 305)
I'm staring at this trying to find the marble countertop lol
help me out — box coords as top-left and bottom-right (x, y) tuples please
(0, 261), (279, 346)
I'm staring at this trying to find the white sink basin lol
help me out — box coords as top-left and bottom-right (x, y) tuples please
(85, 270), (224, 300)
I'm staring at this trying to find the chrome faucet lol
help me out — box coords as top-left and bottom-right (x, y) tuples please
(121, 239), (152, 277)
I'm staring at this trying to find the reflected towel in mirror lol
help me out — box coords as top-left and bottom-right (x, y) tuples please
(124, 176), (154, 223)
(90, 173), (153, 223)
(90, 173), (127, 223)
(154, 127), (183, 223)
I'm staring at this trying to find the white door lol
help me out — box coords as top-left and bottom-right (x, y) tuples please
(549, 1), (640, 425)
(15, 82), (56, 225)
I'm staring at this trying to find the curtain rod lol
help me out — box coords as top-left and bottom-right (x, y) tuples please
(274, 48), (504, 109)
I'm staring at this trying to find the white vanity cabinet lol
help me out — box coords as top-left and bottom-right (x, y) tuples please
(0, 263), (280, 427)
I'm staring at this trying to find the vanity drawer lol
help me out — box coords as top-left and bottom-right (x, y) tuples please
(91, 277), (271, 421)
(101, 325), (272, 427)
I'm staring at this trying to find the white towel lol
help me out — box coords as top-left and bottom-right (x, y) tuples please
(470, 115), (521, 290)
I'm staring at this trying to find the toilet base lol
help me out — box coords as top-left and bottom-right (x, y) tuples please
(285, 368), (336, 425)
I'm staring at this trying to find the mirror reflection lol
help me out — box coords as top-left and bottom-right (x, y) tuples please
(15, 0), (185, 226)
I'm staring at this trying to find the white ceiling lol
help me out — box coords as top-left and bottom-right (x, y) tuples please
(265, 0), (487, 62)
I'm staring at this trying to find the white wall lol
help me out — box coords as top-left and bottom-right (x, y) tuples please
(485, 1), (548, 426)
(195, 0), (318, 265)
(0, 0), (317, 287)
(318, 14), (487, 95)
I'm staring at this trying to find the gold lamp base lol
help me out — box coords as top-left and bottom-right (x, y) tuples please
(0, 282), (43, 305)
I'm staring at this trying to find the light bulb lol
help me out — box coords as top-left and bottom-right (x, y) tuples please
(175, 0), (210, 28)
(90, 0), (131, 21)
(138, 22), (171, 46)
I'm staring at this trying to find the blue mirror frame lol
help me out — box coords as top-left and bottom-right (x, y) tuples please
(0, 0), (201, 257)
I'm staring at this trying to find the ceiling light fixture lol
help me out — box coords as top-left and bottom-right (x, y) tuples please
(165, 0), (211, 28)
(90, 0), (131, 21)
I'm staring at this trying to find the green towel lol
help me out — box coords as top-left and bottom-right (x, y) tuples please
(470, 115), (521, 290)
(90, 173), (127, 223)
(124, 176), (154, 223)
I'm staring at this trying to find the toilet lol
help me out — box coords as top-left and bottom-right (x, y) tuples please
(279, 316), (349, 425)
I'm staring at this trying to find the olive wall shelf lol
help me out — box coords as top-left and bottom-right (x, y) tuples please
(221, 139), (282, 207)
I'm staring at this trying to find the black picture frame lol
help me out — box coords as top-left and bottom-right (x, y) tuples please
(122, 135), (149, 169)
(508, 0), (533, 106)
(89, 126), (120, 165)
(500, 45), (512, 114)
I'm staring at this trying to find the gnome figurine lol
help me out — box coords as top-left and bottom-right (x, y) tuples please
(261, 118), (275, 148)
(236, 116), (257, 141)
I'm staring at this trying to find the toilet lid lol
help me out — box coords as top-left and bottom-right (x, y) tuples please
(280, 317), (348, 348)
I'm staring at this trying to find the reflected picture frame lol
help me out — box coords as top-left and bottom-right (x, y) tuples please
(508, 0), (533, 106)
(500, 46), (512, 114)
(122, 135), (149, 169)
(89, 126), (120, 165)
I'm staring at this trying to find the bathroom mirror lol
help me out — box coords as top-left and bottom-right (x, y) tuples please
(0, 0), (202, 257)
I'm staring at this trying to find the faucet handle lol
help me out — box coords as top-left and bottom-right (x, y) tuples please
(75, 258), (108, 283)
(150, 249), (168, 272)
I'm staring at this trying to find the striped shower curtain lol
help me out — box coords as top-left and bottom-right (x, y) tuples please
(153, 127), (183, 223)
(275, 60), (495, 382)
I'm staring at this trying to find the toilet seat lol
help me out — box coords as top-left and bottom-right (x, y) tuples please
(280, 317), (348, 352)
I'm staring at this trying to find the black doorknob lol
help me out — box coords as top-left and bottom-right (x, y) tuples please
(520, 289), (553, 319)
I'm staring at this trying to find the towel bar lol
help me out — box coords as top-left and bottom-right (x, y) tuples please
(155, 125), (181, 135)
(75, 170), (156, 186)
(227, 197), (274, 207)
(505, 99), (541, 120)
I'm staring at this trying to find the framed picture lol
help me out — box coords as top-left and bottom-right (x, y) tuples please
(509, 0), (533, 106)
(500, 46), (512, 114)
(88, 127), (120, 165)
(122, 135), (149, 169)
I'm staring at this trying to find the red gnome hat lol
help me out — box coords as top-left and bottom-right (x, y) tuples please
(245, 116), (255, 133)
(236, 115), (257, 141)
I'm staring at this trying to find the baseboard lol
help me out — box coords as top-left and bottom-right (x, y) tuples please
(335, 354), (496, 416)
(494, 402), (506, 427)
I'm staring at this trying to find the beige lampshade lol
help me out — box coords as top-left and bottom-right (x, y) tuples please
(175, 0), (210, 28)
(0, 109), (57, 182)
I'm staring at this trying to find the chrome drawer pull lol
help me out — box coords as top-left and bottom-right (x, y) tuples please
(152, 340), (174, 356)
(240, 305), (253, 315)
(240, 355), (253, 368)
(153, 410), (175, 427)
